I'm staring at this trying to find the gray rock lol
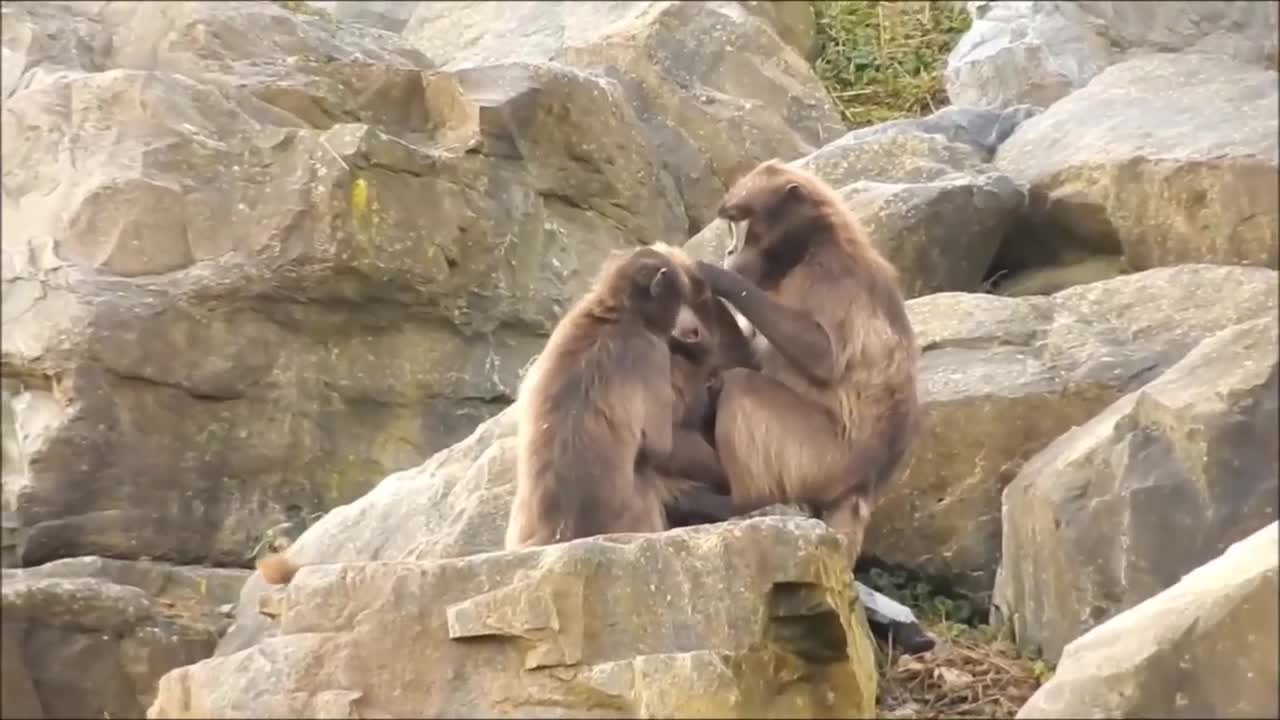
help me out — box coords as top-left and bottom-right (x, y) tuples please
(2, 556), (248, 720)
(865, 264), (1278, 598)
(995, 54), (1278, 272)
(946, 0), (1280, 110)
(993, 316), (1279, 663)
(833, 104), (1045, 162)
(685, 130), (1026, 298)
(402, 0), (846, 231)
(155, 518), (879, 718)
(1017, 521), (1279, 719)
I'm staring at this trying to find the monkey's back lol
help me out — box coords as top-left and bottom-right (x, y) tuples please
(508, 309), (670, 549)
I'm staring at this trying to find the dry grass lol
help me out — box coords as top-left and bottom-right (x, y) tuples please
(812, 1), (972, 128)
(876, 620), (1050, 719)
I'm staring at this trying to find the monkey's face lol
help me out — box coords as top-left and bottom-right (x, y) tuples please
(718, 166), (807, 288)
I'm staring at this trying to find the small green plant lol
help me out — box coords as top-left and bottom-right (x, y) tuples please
(812, 1), (972, 128)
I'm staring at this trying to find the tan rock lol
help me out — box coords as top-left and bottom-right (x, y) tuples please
(153, 518), (878, 719)
(867, 264), (1277, 597)
(1, 1), (684, 568)
(994, 315), (1279, 662)
(1017, 521), (1279, 719)
(403, 0), (845, 230)
(996, 54), (1279, 271)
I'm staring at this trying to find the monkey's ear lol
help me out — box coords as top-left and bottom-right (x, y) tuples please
(784, 181), (804, 197)
(649, 266), (671, 298)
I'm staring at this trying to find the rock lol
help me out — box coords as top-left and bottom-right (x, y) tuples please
(832, 104), (1044, 162)
(217, 407), (520, 655)
(994, 54), (1278, 272)
(2, 557), (248, 719)
(2, 1), (687, 567)
(1017, 521), (1280, 719)
(946, 1), (1280, 110)
(993, 316), (1279, 663)
(738, 1), (820, 61)
(402, 0), (846, 231)
(866, 264), (1277, 598)
(992, 255), (1129, 297)
(685, 128), (1027, 298)
(152, 518), (878, 719)
(304, 0), (421, 33)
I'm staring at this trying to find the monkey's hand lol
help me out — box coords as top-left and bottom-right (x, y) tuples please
(694, 260), (751, 299)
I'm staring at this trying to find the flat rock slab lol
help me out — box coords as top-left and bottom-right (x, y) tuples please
(153, 517), (878, 719)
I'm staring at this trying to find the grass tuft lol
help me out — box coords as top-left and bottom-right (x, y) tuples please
(812, 1), (972, 129)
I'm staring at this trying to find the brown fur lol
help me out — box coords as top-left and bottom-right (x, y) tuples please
(704, 158), (921, 564)
(506, 246), (707, 550)
(257, 552), (300, 585)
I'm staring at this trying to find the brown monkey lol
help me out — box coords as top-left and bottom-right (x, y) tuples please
(692, 158), (921, 565)
(506, 245), (729, 550)
(633, 243), (748, 527)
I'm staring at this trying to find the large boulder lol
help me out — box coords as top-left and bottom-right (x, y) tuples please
(866, 264), (1277, 598)
(993, 315), (1279, 663)
(1, 1), (688, 567)
(993, 53), (1279, 273)
(152, 518), (878, 719)
(1018, 521), (1279, 719)
(685, 112), (1029, 298)
(402, 0), (845, 232)
(946, 1), (1280, 110)
(2, 557), (248, 719)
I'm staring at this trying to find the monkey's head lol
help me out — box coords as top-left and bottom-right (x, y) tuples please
(648, 243), (716, 345)
(717, 158), (825, 288)
(602, 247), (705, 343)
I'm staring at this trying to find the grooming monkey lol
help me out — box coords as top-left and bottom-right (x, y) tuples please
(693, 158), (921, 564)
(506, 246), (733, 549)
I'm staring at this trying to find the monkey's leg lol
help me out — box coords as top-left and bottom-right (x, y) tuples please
(653, 428), (728, 492)
(660, 478), (737, 528)
(713, 368), (853, 512)
(819, 491), (873, 568)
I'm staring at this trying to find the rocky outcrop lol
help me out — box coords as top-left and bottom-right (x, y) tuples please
(151, 517), (878, 719)
(402, 0), (844, 232)
(994, 54), (1278, 274)
(946, 1), (1279, 111)
(2, 0), (705, 567)
(1017, 521), (1280, 719)
(685, 106), (1032, 298)
(216, 263), (1278, 656)
(2, 557), (248, 719)
(866, 264), (1277, 597)
(993, 315), (1279, 663)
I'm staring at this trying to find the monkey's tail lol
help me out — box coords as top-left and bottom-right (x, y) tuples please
(256, 552), (301, 585)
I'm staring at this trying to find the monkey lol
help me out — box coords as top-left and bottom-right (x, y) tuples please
(250, 504), (323, 585)
(505, 245), (739, 550)
(691, 158), (921, 566)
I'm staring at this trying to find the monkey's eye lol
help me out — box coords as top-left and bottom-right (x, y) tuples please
(719, 204), (748, 223)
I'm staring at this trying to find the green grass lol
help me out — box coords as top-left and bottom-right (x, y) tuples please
(812, 1), (972, 129)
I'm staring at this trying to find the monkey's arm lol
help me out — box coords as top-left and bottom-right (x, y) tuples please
(641, 355), (675, 459)
(653, 429), (728, 491)
(708, 297), (760, 370)
(696, 261), (836, 385)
